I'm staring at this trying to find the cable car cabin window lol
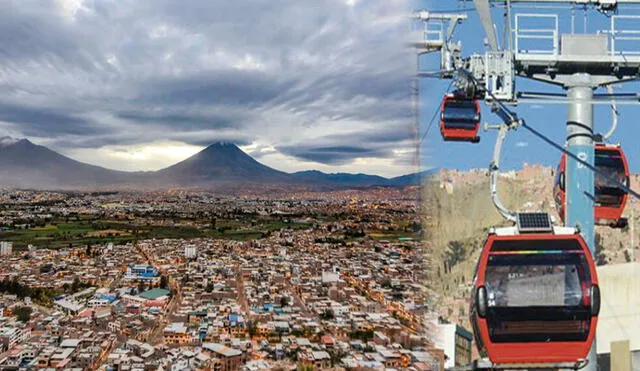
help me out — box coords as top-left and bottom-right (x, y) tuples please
(484, 245), (592, 343)
(442, 100), (479, 129)
(485, 254), (586, 307)
(595, 150), (626, 207)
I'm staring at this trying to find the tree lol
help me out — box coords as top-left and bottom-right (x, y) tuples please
(246, 320), (258, 338)
(445, 240), (466, 269)
(349, 330), (374, 342)
(329, 349), (347, 367)
(279, 296), (289, 307)
(71, 278), (81, 293)
(14, 306), (32, 322)
(138, 281), (146, 294)
(11, 278), (23, 298)
(159, 275), (169, 289)
(321, 309), (334, 320)
(205, 282), (214, 292)
(85, 244), (92, 256)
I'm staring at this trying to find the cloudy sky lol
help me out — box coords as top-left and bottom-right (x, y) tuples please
(0, 0), (417, 177)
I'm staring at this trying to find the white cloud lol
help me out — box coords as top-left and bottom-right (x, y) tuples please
(64, 141), (204, 171)
(55, 0), (86, 21)
(257, 151), (415, 178)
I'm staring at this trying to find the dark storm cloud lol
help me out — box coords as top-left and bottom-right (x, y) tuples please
(0, 0), (413, 169)
(275, 124), (414, 164)
(136, 71), (295, 107)
(0, 102), (102, 137)
(363, 128), (415, 144)
(320, 125), (414, 147)
(278, 145), (391, 165)
(116, 111), (238, 130)
(275, 119), (416, 164)
(169, 133), (253, 148)
(0, 5), (79, 61)
(45, 134), (151, 150)
(45, 129), (254, 150)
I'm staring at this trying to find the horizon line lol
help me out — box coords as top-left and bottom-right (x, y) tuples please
(4, 136), (423, 179)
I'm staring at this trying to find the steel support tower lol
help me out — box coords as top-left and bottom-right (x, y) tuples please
(566, 74), (597, 369)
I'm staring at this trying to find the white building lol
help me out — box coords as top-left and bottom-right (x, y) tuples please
(0, 326), (31, 351)
(185, 246), (197, 259)
(330, 304), (350, 316)
(433, 321), (473, 369)
(120, 294), (147, 306)
(54, 299), (84, 315)
(87, 299), (110, 308)
(0, 242), (12, 256)
(108, 321), (121, 333)
(596, 262), (640, 369)
(321, 271), (339, 284)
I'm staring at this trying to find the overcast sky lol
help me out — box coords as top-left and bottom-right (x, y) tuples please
(0, 0), (416, 177)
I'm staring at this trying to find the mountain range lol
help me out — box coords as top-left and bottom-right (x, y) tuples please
(0, 137), (429, 190)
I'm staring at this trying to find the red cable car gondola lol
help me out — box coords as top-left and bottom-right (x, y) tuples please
(470, 229), (600, 366)
(553, 143), (630, 227)
(440, 94), (481, 143)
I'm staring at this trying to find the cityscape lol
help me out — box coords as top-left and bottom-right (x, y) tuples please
(9, 0), (640, 370)
(1, 0), (455, 369)
(0, 186), (446, 370)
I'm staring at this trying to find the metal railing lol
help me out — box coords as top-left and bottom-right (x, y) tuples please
(514, 13), (559, 55)
(513, 13), (640, 58)
(607, 15), (640, 56)
(423, 21), (444, 44)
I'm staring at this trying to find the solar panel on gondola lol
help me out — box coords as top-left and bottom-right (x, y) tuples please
(554, 143), (630, 227)
(469, 230), (600, 365)
(439, 94), (481, 143)
(516, 212), (552, 233)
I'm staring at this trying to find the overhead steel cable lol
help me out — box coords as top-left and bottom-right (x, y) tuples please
(519, 121), (640, 201)
(460, 68), (640, 201)
(419, 79), (454, 144)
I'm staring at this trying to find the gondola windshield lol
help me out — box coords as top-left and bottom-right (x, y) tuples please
(595, 149), (627, 206)
(442, 99), (478, 126)
(486, 253), (588, 307)
(483, 239), (592, 343)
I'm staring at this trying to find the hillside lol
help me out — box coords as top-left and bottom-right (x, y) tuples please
(154, 142), (291, 185)
(0, 137), (144, 189)
(0, 137), (425, 190)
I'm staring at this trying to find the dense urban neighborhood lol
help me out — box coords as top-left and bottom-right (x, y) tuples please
(0, 187), (444, 370)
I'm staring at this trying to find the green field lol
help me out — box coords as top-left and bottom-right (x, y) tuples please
(367, 231), (420, 241)
(0, 217), (312, 250)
